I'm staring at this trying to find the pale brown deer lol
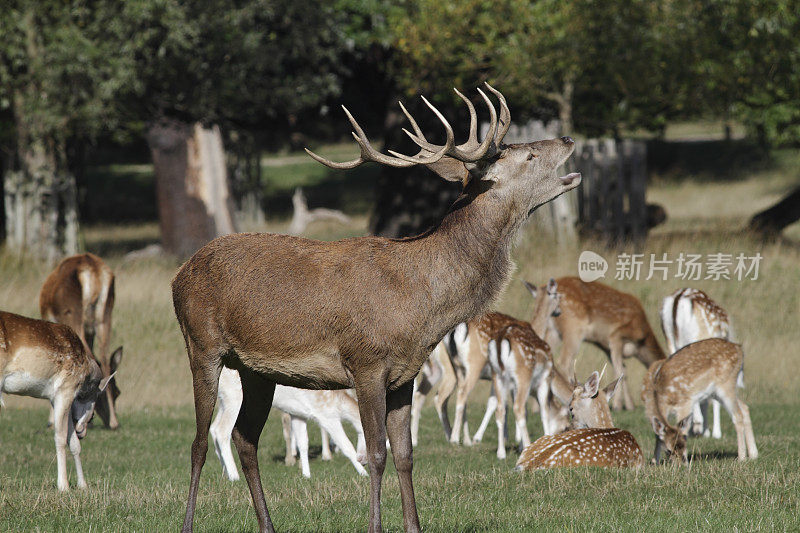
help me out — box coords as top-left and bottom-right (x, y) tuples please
(660, 287), (732, 438)
(515, 371), (640, 470)
(641, 338), (757, 464)
(0, 311), (113, 490)
(172, 84), (580, 533)
(40, 253), (122, 429)
(446, 279), (561, 446)
(541, 277), (665, 411)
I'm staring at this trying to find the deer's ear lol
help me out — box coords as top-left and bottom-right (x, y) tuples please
(651, 416), (666, 438)
(583, 371), (600, 398)
(424, 157), (469, 185)
(678, 416), (693, 435)
(604, 376), (623, 401)
(547, 278), (557, 295)
(522, 280), (539, 299)
(110, 347), (123, 372)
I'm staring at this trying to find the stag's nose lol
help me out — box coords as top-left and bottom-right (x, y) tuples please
(561, 136), (574, 144)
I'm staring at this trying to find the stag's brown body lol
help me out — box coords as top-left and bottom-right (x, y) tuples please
(40, 253), (121, 429)
(545, 276), (665, 411)
(173, 84), (580, 533)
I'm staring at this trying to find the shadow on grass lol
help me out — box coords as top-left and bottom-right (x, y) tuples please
(647, 139), (771, 182)
(688, 450), (740, 462)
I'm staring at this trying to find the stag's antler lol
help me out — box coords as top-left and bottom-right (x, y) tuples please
(305, 84), (510, 169)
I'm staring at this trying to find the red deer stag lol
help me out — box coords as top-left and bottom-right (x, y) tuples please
(172, 84), (580, 533)
(541, 277), (665, 411)
(0, 311), (113, 490)
(40, 253), (122, 429)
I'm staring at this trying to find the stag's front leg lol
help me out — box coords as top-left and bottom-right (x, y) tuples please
(387, 380), (421, 533)
(52, 397), (71, 491)
(354, 371), (389, 533)
(67, 416), (87, 489)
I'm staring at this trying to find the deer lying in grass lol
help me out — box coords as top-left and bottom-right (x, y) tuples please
(515, 371), (642, 470)
(40, 253), (122, 429)
(445, 279), (562, 446)
(211, 367), (367, 479)
(661, 287), (732, 438)
(541, 277), (665, 411)
(642, 338), (757, 463)
(0, 311), (113, 490)
(173, 84), (580, 533)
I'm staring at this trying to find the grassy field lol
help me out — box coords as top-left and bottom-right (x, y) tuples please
(1, 140), (800, 530)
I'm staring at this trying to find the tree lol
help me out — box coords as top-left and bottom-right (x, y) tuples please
(0, 2), (134, 260)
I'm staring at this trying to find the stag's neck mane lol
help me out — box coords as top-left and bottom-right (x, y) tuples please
(401, 178), (527, 329)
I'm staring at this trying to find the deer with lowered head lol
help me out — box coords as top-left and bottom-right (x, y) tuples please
(515, 370), (643, 470)
(539, 276), (666, 412)
(660, 287), (732, 438)
(172, 83), (580, 533)
(0, 311), (114, 490)
(642, 337), (757, 464)
(40, 253), (122, 429)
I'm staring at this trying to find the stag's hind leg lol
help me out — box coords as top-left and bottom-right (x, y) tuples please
(232, 367), (276, 533)
(181, 345), (223, 533)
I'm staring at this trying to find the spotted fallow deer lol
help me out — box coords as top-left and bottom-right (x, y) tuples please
(641, 338), (757, 464)
(446, 279), (561, 447)
(0, 311), (113, 490)
(541, 277), (666, 412)
(172, 84), (580, 533)
(211, 367), (366, 480)
(40, 253), (122, 429)
(409, 341), (452, 446)
(661, 287), (732, 438)
(515, 371), (640, 470)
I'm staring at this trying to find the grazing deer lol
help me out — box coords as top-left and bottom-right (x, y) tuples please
(515, 428), (644, 470)
(211, 367), (367, 480)
(40, 253), (122, 429)
(447, 279), (561, 446)
(542, 277), (665, 411)
(661, 288), (732, 438)
(515, 371), (639, 470)
(0, 311), (113, 490)
(173, 83), (580, 533)
(641, 338), (757, 463)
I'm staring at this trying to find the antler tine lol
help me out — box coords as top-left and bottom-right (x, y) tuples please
(453, 88), (477, 146)
(460, 88), (497, 160)
(484, 82), (511, 146)
(399, 101), (427, 141)
(304, 147), (364, 170)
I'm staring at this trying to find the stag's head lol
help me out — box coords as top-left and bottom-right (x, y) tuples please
(72, 360), (115, 439)
(306, 84), (580, 219)
(569, 370), (622, 429)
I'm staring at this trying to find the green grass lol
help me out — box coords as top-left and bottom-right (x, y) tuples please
(1, 402), (799, 531)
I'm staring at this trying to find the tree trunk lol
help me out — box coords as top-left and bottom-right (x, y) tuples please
(146, 119), (237, 257)
(749, 185), (800, 237)
(4, 92), (79, 262)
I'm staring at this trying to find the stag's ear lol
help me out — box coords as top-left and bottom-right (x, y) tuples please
(603, 376), (623, 401)
(678, 416), (693, 436)
(583, 371), (600, 398)
(424, 157), (470, 185)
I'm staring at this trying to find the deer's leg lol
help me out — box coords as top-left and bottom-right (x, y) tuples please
(353, 372), (389, 533)
(473, 384), (497, 443)
(318, 417), (368, 476)
(536, 374), (551, 437)
(182, 351), (223, 533)
(556, 325), (582, 374)
(452, 361), (482, 445)
(386, 380), (421, 533)
(716, 389), (747, 461)
(433, 362), (457, 441)
(67, 415), (87, 489)
(52, 396), (71, 491)
(231, 367), (276, 533)
(691, 401), (706, 437)
(738, 399), (758, 459)
(94, 317), (119, 430)
(608, 338), (634, 411)
(513, 375), (533, 449)
(492, 374), (508, 460)
(279, 412), (296, 465)
(410, 376), (429, 448)
(652, 437), (664, 465)
(711, 399), (723, 439)
(321, 427), (333, 460)
(210, 368), (243, 481)
(291, 417), (311, 478)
